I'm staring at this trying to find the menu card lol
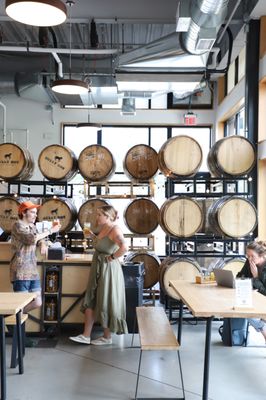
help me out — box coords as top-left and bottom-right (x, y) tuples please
(234, 278), (253, 308)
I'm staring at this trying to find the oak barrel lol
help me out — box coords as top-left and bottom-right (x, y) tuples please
(0, 142), (34, 181)
(158, 135), (203, 178)
(124, 198), (159, 234)
(207, 136), (256, 177)
(159, 196), (203, 237)
(78, 198), (109, 234)
(38, 144), (78, 181)
(212, 258), (245, 278)
(78, 145), (116, 182)
(0, 196), (21, 233)
(207, 196), (257, 238)
(125, 252), (161, 289)
(38, 198), (77, 232)
(123, 144), (158, 181)
(159, 257), (201, 300)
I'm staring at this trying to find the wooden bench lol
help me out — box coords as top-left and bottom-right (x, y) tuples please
(5, 313), (28, 370)
(133, 306), (185, 400)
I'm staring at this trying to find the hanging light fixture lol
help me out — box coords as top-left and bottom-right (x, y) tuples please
(5, 0), (67, 27)
(77, 90), (102, 128)
(51, 0), (88, 95)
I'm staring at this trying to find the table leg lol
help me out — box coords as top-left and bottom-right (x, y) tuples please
(177, 301), (183, 345)
(202, 316), (213, 400)
(16, 312), (23, 375)
(0, 315), (6, 400)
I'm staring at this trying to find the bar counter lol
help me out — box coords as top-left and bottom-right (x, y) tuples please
(0, 243), (92, 333)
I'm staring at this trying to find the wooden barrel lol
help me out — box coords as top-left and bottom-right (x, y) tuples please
(0, 142), (34, 181)
(78, 145), (116, 182)
(0, 196), (21, 233)
(78, 198), (109, 234)
(124, 198), (159, 234)
(207, 136), (256, 177)
(158, 135), (202, 178)
(159, 257), (201, 300)
(123, 144), (158, 181)
(212, 258), (245, 278)
(38, 145), (78, 181)
(159, 196), (203, 237)
(125, 252), (161, 289)
(38, 198), (77, 232)
(207, 196), (257, 238)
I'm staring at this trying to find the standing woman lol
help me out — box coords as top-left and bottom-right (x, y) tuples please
(237, 240), (266, 342)
(10, 201), (61, 313)
(70, 205), (128, 345)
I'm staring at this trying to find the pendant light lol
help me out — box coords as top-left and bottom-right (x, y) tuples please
(5, 0), (67, 27)
(77, 91), (102, 128)
(51, 0), (88, 95)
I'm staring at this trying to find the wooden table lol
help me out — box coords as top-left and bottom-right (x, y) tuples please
(0, 292), (37, 400)
(169, 280), (266, 400)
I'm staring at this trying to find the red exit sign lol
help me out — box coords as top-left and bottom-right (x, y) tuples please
(184, 113), (197, 125)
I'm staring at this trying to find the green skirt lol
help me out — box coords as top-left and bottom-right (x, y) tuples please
(81, 253), (128, 334)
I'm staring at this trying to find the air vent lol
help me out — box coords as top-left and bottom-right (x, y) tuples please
(196, 38), (216, 51)
(121, 98), (136, 115)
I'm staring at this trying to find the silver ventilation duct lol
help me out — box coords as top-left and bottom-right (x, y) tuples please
(118, 0), (229, 71)
(181, 0), (229, 55)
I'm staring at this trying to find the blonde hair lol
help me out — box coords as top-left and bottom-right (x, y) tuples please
(98, 205), (118, 222)
(246, 241), (266, 257)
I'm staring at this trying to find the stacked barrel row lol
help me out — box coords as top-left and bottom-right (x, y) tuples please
(0, 135), (256, 182)
(0, 194), (258, 239)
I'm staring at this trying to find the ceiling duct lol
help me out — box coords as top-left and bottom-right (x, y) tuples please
(117, 31), (209, 71)
(118, 0), (229, 72)
(14, 72), (57, 104)
(180, 0), (229, 55)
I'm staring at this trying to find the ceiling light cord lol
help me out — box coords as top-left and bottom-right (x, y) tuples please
(67, 0), (75, 78)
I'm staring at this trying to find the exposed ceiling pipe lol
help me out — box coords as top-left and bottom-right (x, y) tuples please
(181, 0), (229, 55)
(0, 101), (7, 143)
(216, 0), (242, 44)
(52, 52), (63, 78)
(0, 46), (117, 55)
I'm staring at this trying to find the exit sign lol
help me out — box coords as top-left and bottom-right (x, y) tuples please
(184, 112), (197, 125)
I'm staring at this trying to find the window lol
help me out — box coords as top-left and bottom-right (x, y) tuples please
(63, 124), (211, 256)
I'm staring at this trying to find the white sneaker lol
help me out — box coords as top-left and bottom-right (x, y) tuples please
(91, 337), (112, 345)
(69, 334), (91, 344)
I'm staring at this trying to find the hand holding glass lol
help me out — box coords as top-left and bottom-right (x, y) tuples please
(83, 222), (93, 238)
(51, 219), (61, 233)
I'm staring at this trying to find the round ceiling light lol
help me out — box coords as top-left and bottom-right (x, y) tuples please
(5, 0), (67, 27)
(51, 79), (89, 95)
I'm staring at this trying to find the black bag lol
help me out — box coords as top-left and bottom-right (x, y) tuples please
(219, 318), (248, 346)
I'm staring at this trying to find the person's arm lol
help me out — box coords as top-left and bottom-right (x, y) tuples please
(12, 222), (61, 245)
(252, 266), (266, 296)
(236, 259), (252, 278)
(106, 226), (128, 262)
(35, 223), (61, 243)
(12, 222), (37, 245)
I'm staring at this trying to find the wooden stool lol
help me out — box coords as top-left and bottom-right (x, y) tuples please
(5, 313), (28, 370)
(132, 306), (185, 399)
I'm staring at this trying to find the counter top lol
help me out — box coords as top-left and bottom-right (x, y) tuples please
(0, 243), (93, 264)
(40, 253), (93, 264)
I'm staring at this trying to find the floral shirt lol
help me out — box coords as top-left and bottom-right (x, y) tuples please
(10, 220), (39, 282)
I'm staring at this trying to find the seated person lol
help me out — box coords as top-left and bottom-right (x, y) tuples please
(237, 240), (266, 343)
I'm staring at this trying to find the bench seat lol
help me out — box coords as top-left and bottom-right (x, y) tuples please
(134, 306), (185, 400)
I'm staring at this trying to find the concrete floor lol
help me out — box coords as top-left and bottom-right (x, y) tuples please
(5, 320), (266, 400)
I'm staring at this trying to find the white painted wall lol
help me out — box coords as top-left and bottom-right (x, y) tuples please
(0, 93), (215, 179)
